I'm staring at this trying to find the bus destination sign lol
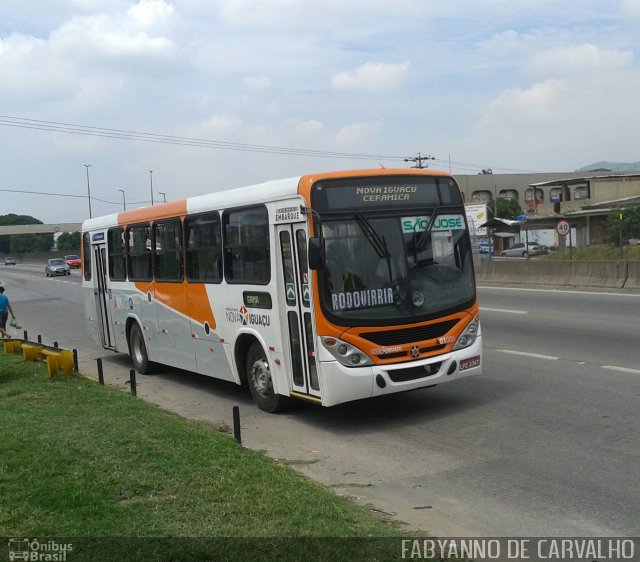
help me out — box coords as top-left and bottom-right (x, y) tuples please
(356, 184), (417, 203)
(312, 176), (460, 212)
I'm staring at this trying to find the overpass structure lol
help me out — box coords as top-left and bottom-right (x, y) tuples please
(0, 223), (83, 235)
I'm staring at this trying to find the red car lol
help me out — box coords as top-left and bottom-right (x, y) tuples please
(64, 254), (81, 268)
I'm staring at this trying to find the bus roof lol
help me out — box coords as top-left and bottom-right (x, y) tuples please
(82, 168), (452, 230)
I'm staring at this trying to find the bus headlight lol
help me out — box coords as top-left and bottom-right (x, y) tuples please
(322, 337), (373, 367)
(453, 319), (480, 351)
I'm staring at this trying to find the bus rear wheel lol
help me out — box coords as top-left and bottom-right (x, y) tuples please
(246, 342), (288, 413)
(129, 323), (153, 375)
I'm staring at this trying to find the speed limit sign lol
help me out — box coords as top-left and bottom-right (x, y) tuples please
(556, 220), (570, 236)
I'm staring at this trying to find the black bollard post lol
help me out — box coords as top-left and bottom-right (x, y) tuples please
(73, 349), (79, 371)
(233, 406), (241, 444)
(38, 335), (42, 344)
(23, 330), (28, 341)
(97, 358), (104, 385)
(53, 341), (59, 348)
(130, 369), (137, 396)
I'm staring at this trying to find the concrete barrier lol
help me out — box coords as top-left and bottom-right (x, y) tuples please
(476, 260), (629, 289)
(624, 261), (640, 289)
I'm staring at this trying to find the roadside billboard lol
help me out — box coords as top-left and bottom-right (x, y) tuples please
(465, 204), (488, 236)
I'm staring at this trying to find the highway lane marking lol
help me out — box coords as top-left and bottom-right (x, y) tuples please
(496, 349), (559, 360)
(601, 365), (640, 375)
(479, 306), (528, 314)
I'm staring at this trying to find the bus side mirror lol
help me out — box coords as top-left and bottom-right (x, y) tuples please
(308, 237), (325, 270)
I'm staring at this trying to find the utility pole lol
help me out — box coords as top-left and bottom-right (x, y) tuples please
(149, 170), (154, 206)
(84, 164), (92, 218)
(404, 153), (435, 169)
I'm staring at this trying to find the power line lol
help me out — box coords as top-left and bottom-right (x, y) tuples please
(0, 188), (148, 206)
(0, 114), (541, 174)
(0, 115), (406, 162)
(431, 156), (540, 174)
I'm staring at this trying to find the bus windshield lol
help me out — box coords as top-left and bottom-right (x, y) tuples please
(319, 212), (475, 324)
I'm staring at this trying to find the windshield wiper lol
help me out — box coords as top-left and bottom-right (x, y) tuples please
(414, 210), (439, 253)
(355, 214), (393, 280)
(355, 214), (389, 259)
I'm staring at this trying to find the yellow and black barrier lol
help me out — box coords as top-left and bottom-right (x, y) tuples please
(2, 338), (77, 378)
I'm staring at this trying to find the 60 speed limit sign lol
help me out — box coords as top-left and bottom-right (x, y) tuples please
(556, 220), (570, 236)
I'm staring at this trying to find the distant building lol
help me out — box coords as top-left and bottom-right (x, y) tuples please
(456, 171), (640, 247)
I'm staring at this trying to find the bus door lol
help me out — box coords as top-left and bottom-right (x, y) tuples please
(91, 235), (115, 348)
(276, 223), (320, 399)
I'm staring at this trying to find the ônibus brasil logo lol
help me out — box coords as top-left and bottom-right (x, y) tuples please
(8, 538), (73, 561)
(225, 305), (270, 327)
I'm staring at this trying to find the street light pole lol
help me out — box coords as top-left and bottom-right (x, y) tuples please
(118, 189), (126, 211)
(158, 191), (166, 203)
(149, 170), (154, 206)
(84, 164), (92, 218)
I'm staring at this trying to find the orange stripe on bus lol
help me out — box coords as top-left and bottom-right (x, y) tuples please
(134, 281), (216, 330)
(117, 200), (188, 225)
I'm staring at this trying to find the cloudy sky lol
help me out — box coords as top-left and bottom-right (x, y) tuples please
(1, 0), (640, 223)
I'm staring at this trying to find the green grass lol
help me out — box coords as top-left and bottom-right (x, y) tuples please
(542, 244), (640, 261)
(0, 352), (408, 561)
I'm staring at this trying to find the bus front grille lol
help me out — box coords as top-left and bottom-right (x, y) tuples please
(361, 319), (459, 346)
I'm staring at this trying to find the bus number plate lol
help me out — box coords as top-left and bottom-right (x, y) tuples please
(459, 355), (480, 371)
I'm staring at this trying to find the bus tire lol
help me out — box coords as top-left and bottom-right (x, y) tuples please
(129, 322), (153, 375)
(246, 342), (288, 413)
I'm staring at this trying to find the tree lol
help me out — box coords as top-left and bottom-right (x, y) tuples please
(57, 232), (81, 253)
(491, 198), (523, 221)
(0, 214), (53, 253)
(606, 208), (640, 244)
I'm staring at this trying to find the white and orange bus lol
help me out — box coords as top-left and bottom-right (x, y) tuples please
(82, 168), (481, 412)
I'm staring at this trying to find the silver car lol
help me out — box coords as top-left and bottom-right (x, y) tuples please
(500, 242), (548, 258)
(45, 258), (71, 276)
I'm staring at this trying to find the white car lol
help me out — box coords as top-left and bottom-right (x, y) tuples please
(500, 242), (548, 258)
(45, 258), (71, 276)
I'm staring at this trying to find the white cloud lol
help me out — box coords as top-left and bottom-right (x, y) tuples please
(621, 0), (640, 16)
(463, 60), (640, 171)
(479, 80), (567, 127)
(52, 7), (176, 59)
(244, 75), (272, 90)
(127, 0), (174, 28)
(331, 62), (410, 92)
(529, 44), (633, 76)
(335, 121), (383, 145)
(192, 114), (244, 137)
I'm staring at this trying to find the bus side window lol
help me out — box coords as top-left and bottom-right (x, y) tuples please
(154, 219), (183, 282)
(185, 212), (222, 283)
(223, 206), (270, 285)
(127, 224), (152, 281)
(108, 227), (126, 281)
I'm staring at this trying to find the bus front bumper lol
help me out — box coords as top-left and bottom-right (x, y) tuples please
(318, 336), (482, 407)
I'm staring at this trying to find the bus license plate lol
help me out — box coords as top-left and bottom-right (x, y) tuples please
(459, 355), (480, 371)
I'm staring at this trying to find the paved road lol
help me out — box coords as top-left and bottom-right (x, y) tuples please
(2, 265), (639, 537)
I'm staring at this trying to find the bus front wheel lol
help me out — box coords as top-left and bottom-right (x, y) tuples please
(246, 342), (288, 413)
(129, 323), (153, 375)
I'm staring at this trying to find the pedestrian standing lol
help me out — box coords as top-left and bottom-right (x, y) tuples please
(0, 286), (16, 339)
